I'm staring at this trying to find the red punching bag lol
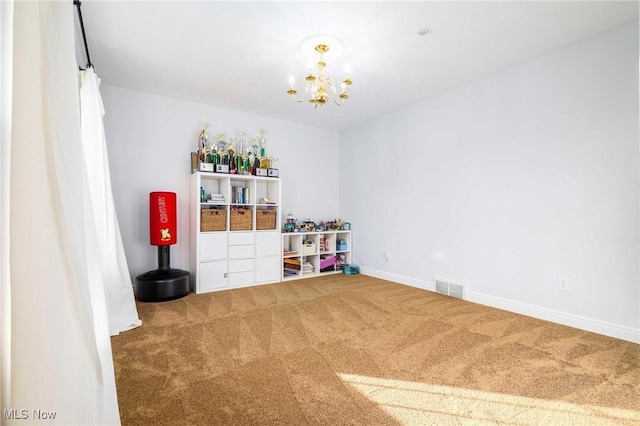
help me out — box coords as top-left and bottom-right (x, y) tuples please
(135, 191), (190, 303)
(149, 192), (177, 246)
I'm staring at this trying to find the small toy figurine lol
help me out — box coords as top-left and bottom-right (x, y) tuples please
(284, 212), (296, 232)
(303, 218), (316, 232)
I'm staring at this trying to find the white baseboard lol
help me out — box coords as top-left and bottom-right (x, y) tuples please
(360, 267), (434, 292)
(465, 291), (640, 344)
(361, 268), (640, 344)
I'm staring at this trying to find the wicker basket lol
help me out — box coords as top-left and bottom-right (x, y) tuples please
(256, 209), (277, 230)
(201, 208), (226, 232)
(230, 208), (252, 231)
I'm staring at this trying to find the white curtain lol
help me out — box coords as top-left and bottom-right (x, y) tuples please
(1, 0), (14, 414)
(1, 1), (137, 424)
(80, 68), (142, 336)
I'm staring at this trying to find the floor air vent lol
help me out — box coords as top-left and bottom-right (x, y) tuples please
(435, 279), (464, 300)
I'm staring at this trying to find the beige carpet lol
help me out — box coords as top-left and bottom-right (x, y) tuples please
(111, 274), (640, 425)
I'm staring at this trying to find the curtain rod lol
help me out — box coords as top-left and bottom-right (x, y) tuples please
(74, 0), (93, 69)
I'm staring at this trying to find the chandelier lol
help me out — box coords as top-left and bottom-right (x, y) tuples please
(287, 39), (352, 108)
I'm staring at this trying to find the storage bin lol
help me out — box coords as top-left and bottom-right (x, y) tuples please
(342, 264), (360, 275)
(201, 209), (226, 232)
(302, 243), (316, 255)
(337, 239), (348, 251)
(230, 208), (252, 231)
(320, 255), (336, 270)
(256, 209), (277, 230)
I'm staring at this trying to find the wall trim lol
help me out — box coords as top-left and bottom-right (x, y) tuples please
(465, 290), (640, 344)
(361, 268), (640, 344)
(360, 267), (435, 292)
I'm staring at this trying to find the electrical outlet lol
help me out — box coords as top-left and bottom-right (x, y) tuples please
(558, 275), (568, 290)
(383, 252), (391, 261)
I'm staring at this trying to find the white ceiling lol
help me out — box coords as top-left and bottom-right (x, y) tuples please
(77, 1), (639, 131)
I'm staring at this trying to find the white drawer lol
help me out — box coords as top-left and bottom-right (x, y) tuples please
(228, 271), (254, 286)
(229, 258), (254, 273)
(229, 244), (254, 259)
(200, 233), (227, 261)
(229, 232), (255, 246)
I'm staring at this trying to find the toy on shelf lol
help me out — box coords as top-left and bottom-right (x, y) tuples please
(284, 212), (296, 233)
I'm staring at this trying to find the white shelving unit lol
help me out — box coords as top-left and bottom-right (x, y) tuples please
(190, 171), (281, 293)
(282, 230), (351, 281)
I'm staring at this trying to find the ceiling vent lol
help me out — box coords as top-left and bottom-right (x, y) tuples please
(435, 278), (464, 300)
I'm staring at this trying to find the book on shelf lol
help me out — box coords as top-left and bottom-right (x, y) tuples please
(231, 186), (250, 204)
(283, 251), (298, 256)
(283, 258), (300, 266)
(283, 260), (300, 270)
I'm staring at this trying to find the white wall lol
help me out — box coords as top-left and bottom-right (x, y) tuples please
(101, 86), (339, 278)
(339, 22), (639, 342)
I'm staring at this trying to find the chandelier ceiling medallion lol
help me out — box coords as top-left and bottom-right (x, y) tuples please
(287, 34), (352, 108)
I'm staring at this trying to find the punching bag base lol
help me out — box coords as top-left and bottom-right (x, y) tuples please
(134, 269), (190, 303)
